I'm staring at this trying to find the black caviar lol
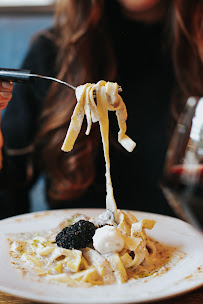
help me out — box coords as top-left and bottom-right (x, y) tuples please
(56, 220), (96, 249)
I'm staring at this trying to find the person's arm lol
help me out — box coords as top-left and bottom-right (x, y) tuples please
(1, 30), (57, 218)
(1, 77), (38, 216)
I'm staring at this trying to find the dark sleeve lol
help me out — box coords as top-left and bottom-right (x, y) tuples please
(1, 30), (57, 218)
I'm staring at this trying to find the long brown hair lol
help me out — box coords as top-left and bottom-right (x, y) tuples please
(35, 0), (203, 205)
(171, 0), (203, 119)
(35, 0), (116, 204)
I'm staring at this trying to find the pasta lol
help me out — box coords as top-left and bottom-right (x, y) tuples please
(8, 212), (172, 286)
(61, 81), (136, 215)
(8, 81), (172, 287)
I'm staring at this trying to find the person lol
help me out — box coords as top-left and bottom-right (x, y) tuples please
(1, 0), (203, 219)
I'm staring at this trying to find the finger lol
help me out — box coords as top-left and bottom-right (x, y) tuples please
(0, 91), (12, 101)
(0, 81), (13, 104)
(0, 81), (13, 92)
(0, 101), (9, 111)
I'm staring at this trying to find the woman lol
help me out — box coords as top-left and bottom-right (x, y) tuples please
(1, 0), (203, 218)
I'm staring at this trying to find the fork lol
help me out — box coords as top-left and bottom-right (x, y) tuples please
(0, 68), (76, 90)
(0, 68), (122, 93)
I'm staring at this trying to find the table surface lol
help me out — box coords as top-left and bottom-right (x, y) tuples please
(0, 286), (202, 304)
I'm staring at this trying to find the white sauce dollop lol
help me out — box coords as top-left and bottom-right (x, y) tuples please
(93, 225), (124, 255)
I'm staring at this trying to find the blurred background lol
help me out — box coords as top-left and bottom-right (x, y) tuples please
(0, 0), (56, 212)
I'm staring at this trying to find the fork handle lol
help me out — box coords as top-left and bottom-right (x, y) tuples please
(0, 68), (32, 83)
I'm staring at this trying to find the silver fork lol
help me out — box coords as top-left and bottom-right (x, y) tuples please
(0, 68), (122, 93)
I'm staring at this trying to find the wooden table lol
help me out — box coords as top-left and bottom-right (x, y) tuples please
(0, 286), (202, 304)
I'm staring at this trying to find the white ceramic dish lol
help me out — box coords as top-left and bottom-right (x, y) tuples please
(0, 208), (203, 304)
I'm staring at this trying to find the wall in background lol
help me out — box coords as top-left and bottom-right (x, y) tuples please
(0, 14), (53, 68)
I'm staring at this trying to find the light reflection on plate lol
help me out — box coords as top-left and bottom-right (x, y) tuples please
(0, 208), (203, 304)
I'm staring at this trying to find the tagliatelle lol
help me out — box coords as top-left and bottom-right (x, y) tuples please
(8, 212), (173, 286)
(61, 81), (136, 214)
(7, 81), (175, 288)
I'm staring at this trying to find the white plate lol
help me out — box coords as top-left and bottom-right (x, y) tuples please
(0, 208), (203, 304)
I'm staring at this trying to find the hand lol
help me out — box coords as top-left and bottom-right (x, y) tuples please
(0, 81), (13, 155)
(0, 81), (13, 110)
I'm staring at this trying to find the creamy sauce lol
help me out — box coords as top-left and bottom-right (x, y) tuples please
(8, 213), (176, 287)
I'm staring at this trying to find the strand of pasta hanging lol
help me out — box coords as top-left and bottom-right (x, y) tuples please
(61, 81), (136, 216)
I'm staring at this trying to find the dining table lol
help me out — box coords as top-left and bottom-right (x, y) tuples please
(0, 286), (202, 304)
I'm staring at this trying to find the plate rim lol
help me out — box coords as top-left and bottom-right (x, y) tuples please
(0, 208), (202, 304)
